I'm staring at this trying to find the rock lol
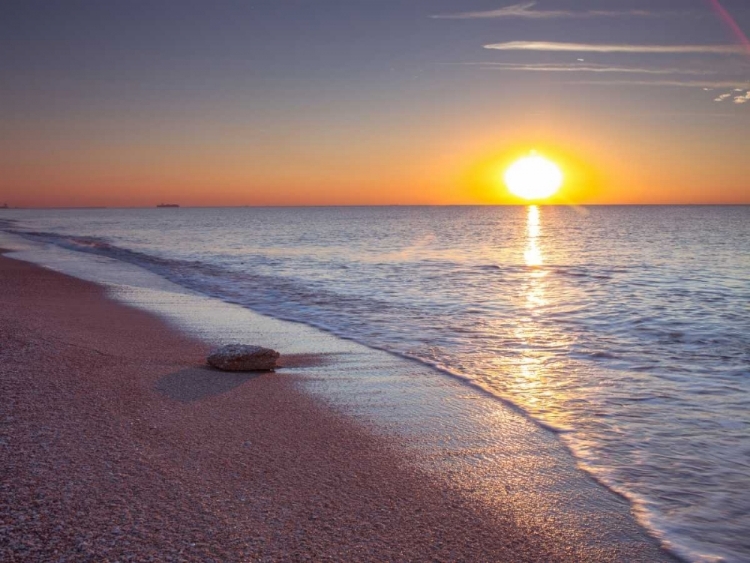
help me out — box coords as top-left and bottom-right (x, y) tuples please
(207, 344), (280, 372)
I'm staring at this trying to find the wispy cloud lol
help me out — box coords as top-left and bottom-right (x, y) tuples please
(570, 79), (750, 89)
(484, 41), (746, 54)
(458, 62), (719, 75)
(432, 2), (661, 19)
(458, 64), (750, 102)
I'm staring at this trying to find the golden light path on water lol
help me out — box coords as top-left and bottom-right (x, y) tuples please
(524, 205), (543, 268)
(508, 205), (576, 430)
(513, 206), (548, 410)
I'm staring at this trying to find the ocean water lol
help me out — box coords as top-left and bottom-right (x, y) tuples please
(2, 205), (748, 562)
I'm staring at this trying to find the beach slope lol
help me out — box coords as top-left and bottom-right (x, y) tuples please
(0, 253), (672, 562)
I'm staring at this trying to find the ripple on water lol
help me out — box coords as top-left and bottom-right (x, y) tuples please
(3, 205), (749, 562)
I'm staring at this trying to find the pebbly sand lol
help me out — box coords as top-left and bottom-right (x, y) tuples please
(0, 252), (675, 562)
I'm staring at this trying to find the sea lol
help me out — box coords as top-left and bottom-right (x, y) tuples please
(1, 205), (748, 562)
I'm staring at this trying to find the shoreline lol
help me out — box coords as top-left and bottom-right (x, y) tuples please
(0, 251), (677, 561)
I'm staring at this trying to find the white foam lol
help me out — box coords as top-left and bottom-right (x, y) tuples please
(0, 229), (676, 560)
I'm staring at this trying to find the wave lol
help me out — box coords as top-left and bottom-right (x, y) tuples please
(5, 221), (747, 563)
(7, 228), (571, 428)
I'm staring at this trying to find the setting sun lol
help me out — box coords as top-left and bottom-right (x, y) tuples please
(504, 153), (563, 201)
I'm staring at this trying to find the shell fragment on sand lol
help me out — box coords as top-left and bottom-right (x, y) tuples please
(207, 344), (280, 372)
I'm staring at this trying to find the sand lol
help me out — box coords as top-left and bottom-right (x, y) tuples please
(0, 252), (673, 562)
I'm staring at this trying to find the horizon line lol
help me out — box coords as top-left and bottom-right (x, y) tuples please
(3, 203), (749, 210)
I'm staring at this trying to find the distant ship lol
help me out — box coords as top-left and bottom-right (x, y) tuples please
(156, 203), (180, 208)
(0, 203), (8, 209)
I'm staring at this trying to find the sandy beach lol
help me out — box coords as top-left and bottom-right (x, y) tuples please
(0, 251), (675, 562)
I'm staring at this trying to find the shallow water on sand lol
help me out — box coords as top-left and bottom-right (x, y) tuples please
(2, 205), (749, 562)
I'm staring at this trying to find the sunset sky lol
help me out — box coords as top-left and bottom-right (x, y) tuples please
(2, 0), (749, 207)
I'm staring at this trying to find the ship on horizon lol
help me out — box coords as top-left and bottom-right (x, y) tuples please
(156, 203), (180, 208)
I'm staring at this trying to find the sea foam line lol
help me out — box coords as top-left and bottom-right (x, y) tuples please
(1, 226), (706, 562)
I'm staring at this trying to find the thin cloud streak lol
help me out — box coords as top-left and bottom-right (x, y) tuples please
(484, 41), (746, 54)
(432, 1), (660, 19)
(569, 79), (750, 89)
(459, 62), (719, 75)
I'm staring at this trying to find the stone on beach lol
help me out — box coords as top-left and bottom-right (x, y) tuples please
(207, 344), (280, 372)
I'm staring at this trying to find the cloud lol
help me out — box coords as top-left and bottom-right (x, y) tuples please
(484, 41), (746, 54)
(432, 2), (661, 19)
(459, 62), (719, 75)
(712, 90), (750, 103)
(568, 79), (750, 89)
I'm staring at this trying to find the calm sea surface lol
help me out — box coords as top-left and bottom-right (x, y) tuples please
(2, 206), (749, 562)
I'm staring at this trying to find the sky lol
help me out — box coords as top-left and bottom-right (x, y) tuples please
(1, 0), (749, 207)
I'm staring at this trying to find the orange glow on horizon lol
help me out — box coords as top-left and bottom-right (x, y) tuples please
(460, 139), (606, 206)
(2, 118), (749, 207)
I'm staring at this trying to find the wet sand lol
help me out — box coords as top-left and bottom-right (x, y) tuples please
(0, 252), (674, 562)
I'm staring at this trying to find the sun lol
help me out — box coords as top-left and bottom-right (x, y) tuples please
(504, 153), (563, 201)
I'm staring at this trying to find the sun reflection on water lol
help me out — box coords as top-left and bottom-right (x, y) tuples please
(510, 205), (571, 427)
(524, 205), (543, 268)
(523, 206), (548, 309)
